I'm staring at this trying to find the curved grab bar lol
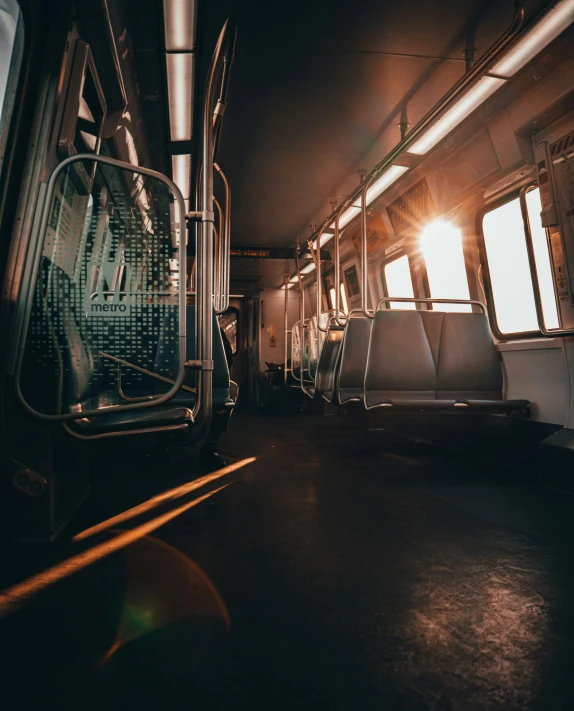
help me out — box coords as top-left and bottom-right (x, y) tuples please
(333, 197), (352, 327)
(360, 174), (376, 319)
(313, 218), (334, 333)
(214, 163), (231, 315)
(193, 18), (238, 443)
(295, 250), (315, 398)
(375, 296), (487, 313)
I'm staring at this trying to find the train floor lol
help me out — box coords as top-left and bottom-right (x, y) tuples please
(2, 408), (574, 710)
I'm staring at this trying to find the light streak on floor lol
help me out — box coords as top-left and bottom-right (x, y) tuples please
(0, 484), (231, 620)
(73, 456), (256, 542)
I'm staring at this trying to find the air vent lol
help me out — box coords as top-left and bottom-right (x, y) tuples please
(386, 179), (436, 235)
(551, 130), (574, 157)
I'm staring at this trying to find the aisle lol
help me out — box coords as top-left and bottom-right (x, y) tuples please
(1, 411), (574, 710)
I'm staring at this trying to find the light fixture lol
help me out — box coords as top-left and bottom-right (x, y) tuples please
(300, 262), (316, 274)
(490, 0), (574, 78)
(281, 283), (295, 289)
(407, 76), (505, 156)
(172, 154), (191, 199)
(164, 0), (196, 51)
(365, 165), (409, 204)
(312, 166), (409, 249)
(166, 53), (194, 142)
(338, 204), (362, 230)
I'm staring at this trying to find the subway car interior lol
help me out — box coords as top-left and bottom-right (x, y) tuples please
(2, 0), (574, 707)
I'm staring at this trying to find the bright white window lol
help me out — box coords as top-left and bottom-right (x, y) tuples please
(329, 284), (348, 315)
(526, 188), (559, 330)
(340, 282), (349, 315)
(329, 286), (336, 310)
(483, 198), (538, 334)
(384, 255), (415, 309)
(420, 220), (471, 312)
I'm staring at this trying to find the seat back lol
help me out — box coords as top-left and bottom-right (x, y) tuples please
(21, 259), (104, 415)
(432, 312), (503, 400)
(316, 325), (344, 401)
(364, 308), (504, 408)
(365, 310), (436, 408)
(154, 306), (231, 407)
(338, 316), (372, 404)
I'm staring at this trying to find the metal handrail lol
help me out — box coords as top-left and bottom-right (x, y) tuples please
(360, 174), (376, 319)
(283, 274), (290, 385)
(302, 0), (527, 255)
(213, 196), (223, 313)
(214, 163), (231, 315)
(375, 296), (487, 313)
(193, 18), (238, 443)
(313, 218), (333, 333)
(333, 197), (351, 327)
(295, 249), (314, 398)
(519, 183), (573, 338)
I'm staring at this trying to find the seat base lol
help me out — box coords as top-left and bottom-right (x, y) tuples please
(69, 406), (194, 436)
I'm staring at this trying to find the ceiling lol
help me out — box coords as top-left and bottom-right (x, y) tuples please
(196, 0), (548, 256)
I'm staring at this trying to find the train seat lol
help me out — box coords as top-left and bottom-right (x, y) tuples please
(316, 324), (344, 403)
(337, 315), (372, 406)
(365, 309), (530, 414)
(154, 306), (236, 415)
(20, 259), (233, 439)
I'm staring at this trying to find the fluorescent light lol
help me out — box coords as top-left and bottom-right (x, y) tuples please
(311, 167), (408, 248)
(166, 53), (194, 141)
(281, 283), (295, 289)
(408, 76), (505, 155)
(164, 0), (196, 51)
(300, 262), (316, 274)
(312, 229), (335, 250)
(365, 165), (409, 204)
(290, 275), (299, 283)
(172, 154), (191, 199)
(491, 0), (574, 78)
(338, 204), (362, 229)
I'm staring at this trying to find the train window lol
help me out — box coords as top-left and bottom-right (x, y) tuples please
(525, 188), (559, 330)
(219, 308), (239, 354)
(420, 220), (471, 312)
(329, 286), (336, 310)
(482, 192), (558, 334)
(383, 255), (415, 309)
(0, 1), (22, 162)
(340, 282), (349, 314)
(344, 265), (360, 297)
(330, 284), (348, 314)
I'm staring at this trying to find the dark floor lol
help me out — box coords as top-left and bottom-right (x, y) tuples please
(1, 410), (574, 710)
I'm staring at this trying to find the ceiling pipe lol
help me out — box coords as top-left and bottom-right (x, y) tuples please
(300, 0), (528, 257)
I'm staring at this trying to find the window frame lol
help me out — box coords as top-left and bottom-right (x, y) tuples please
(476, 186), (546, 341)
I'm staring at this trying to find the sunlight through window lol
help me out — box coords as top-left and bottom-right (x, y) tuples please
(384, 255), (415, 309)
(340, 282), (349, 315)
(420, 220), (471, 312)
(526, 188), (560, 330)
(482, 198), (538, 334)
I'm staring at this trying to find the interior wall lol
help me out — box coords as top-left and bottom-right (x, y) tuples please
(259, 287), (299, 369)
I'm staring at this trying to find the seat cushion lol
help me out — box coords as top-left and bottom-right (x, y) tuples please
(70, 406), (193, 435)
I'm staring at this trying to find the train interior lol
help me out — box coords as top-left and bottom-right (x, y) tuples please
(2, 0), (574, 708)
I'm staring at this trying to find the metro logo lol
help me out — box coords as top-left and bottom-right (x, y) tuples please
(87, 261), (131, 317)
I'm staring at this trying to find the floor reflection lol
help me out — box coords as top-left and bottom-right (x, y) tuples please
(401, 558), (549, 709)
